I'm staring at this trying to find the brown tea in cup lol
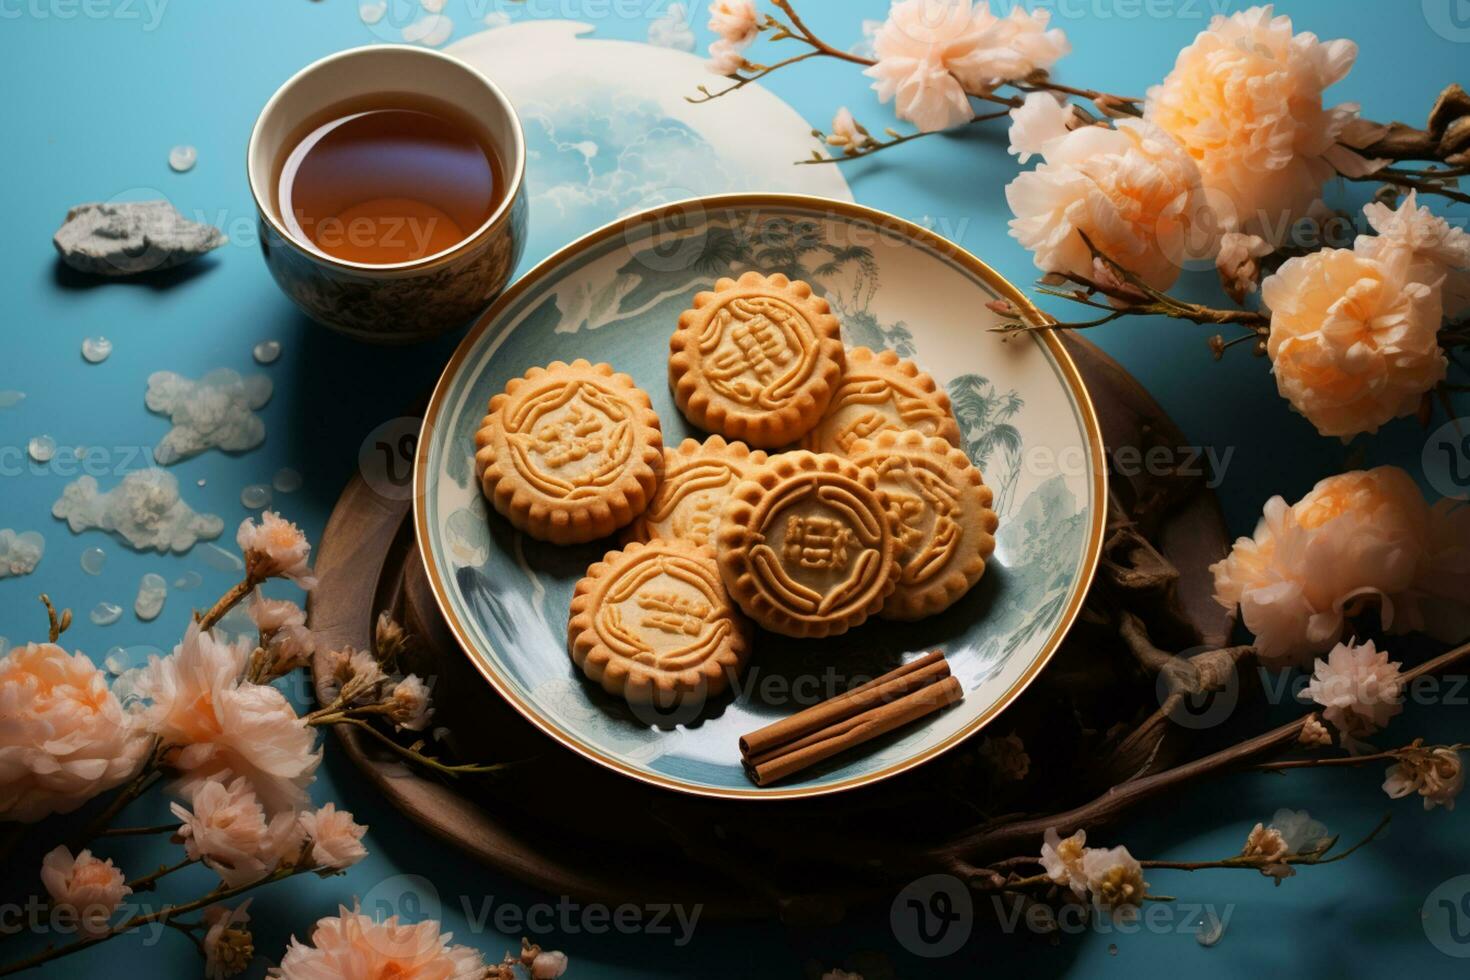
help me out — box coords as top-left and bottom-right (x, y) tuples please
(274, 93), (504, 265)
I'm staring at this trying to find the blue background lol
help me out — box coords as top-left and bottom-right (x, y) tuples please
(1, 1), (1466, 976)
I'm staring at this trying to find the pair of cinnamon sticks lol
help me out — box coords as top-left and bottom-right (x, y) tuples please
(739, 650), (963, 787)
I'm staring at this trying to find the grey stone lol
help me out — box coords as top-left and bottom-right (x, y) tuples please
(53, 201), (226, 276)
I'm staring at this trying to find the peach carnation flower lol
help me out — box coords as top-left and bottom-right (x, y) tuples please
(707, 0), (758, 46)
(275, 906), (485, 980)
(40, 846), (131, 938)
(1144, 5), (1375, 244)
(1211, 467), (1465, 665)
(826, 107), (865, 149)
(1216, 231), (1272, 305)
(1301, 639), (1403, 751)
(1357, 191), (1470, 318)
(248, 591), (306, 636)
(1384, 746), (1464, 811)
(202, 901), (254, 980)
(706, 38), (747, 76)
(1262, 246), (1446, 438)
(298, 802), (368, 871)
(0, 643), (148, 823)
(1006, 97), (1210, 292)
(237, 511), (317, 589)
(137, 622), (320, 814)
(172, 775), (300, 887)
(865, 0), (1068, 133)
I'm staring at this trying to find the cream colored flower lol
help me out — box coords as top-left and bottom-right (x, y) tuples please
(531, 950), (570, 979)
(237, 512), (316, 588)
(1262, 246), (1446, 438)
(40, 846), (131, 938)
(1384, 746), (1464, 811)
(826, 107), (865, 149)
(1299, 713), (1333, 747)
(386, 675), (434, 732)
(1301, 639), (1403, 750)
(1241, 822), (1289, 863)
(1357, 191), (1470, 318)
(1210, 467), (1457, 666)
(171, 775), (298, 887)
(1005, 91), (1075, 164)
(1268, 808), (1329, 854)
(1080, 845), (1147, 919)
(298, 802), (368, 871)
(706, 39), (746, 76)
(707, 0), (758, 46)
(865, 0), (1068, 133)
(137, 622), (320, 814)
(1006, 114), (1210, 292)
(1039, 827), (1088, 898)
(0, 643), (148, 823)
(1216, 231), (1272, 305)
(248, 591), (306, 636)
(202, 901), (254, 980)
(275, 906), (485, 980)
(318, 647), (387, 707)
(1144, 4), (1373, 244)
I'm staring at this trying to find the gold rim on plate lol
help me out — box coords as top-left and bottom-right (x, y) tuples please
(412, 192), (1108, 800)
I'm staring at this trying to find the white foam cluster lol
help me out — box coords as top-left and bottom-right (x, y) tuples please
(647, 2), (694, 50)
(146, 368), (272, 464)
(0, 529), (45, 577)
(52, 469), (224, 553)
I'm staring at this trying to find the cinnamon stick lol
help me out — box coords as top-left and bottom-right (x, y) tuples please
(743, 676), (964, 787)
(739, 650), (950, 759)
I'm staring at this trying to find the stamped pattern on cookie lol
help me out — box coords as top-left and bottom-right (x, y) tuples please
(802, 346), (962, 455)
(475, 360), (662, 544)
(625, 436), (767, 546)
(670, 272), (845, 448)
(568, 540), (751, 707)
(717, 452), (898, 638)
(848, 430), (997, 620)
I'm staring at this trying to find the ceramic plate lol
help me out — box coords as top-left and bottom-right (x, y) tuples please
(415, 195), (1106, 799)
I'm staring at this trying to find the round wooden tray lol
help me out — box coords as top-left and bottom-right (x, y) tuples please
(308, 333), (1232, 920)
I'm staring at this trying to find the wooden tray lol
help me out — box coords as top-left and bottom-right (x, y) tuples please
(307, 333), (1232, 920)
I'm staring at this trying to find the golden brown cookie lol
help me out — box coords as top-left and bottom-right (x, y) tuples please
(847, 430), (998, 620)
(623, 436), (768, 547)
(716, 451), (899, 638)
(801, 347), (962, 455)
(567, 540), (752, 708)
(474, 360), (663, 544)
(668, 271), (845, 448)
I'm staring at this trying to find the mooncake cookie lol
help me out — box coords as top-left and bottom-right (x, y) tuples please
(623, 435), (768, 547)
(716, 451), (899, 638)
(668, 271), (845, 448)
(474, 360), (663, 544)
(847, 430), (998, 620)
(801, 347), (962, 455)
(568, 539), (752, 708)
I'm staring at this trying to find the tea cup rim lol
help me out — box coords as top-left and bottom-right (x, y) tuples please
(246, 43), (526, 276)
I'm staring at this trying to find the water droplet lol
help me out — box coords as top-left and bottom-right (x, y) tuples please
(241, 484), (272, 509)
(89, 602), (123, 626)
(28, 435), (56, 463)
(173, 570), (204, 590)
(0, 391), (23, 409)
(197, 478), (207, 487)
(1194, 909), (1225, 947)
(168, 144), (197, 173)
(252, 340), (281, 365)
(272, 467), (302, 493)
(104, 647), (127, 673)
(80, 547), (107, 575)
(135, 572), (168, 621)
(359, 0), (386, 24)
(198, 543), (244, 572)
(81, 336), (113, 363)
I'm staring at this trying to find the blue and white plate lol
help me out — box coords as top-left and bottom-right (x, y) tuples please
(415, 195), (1105, 799)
